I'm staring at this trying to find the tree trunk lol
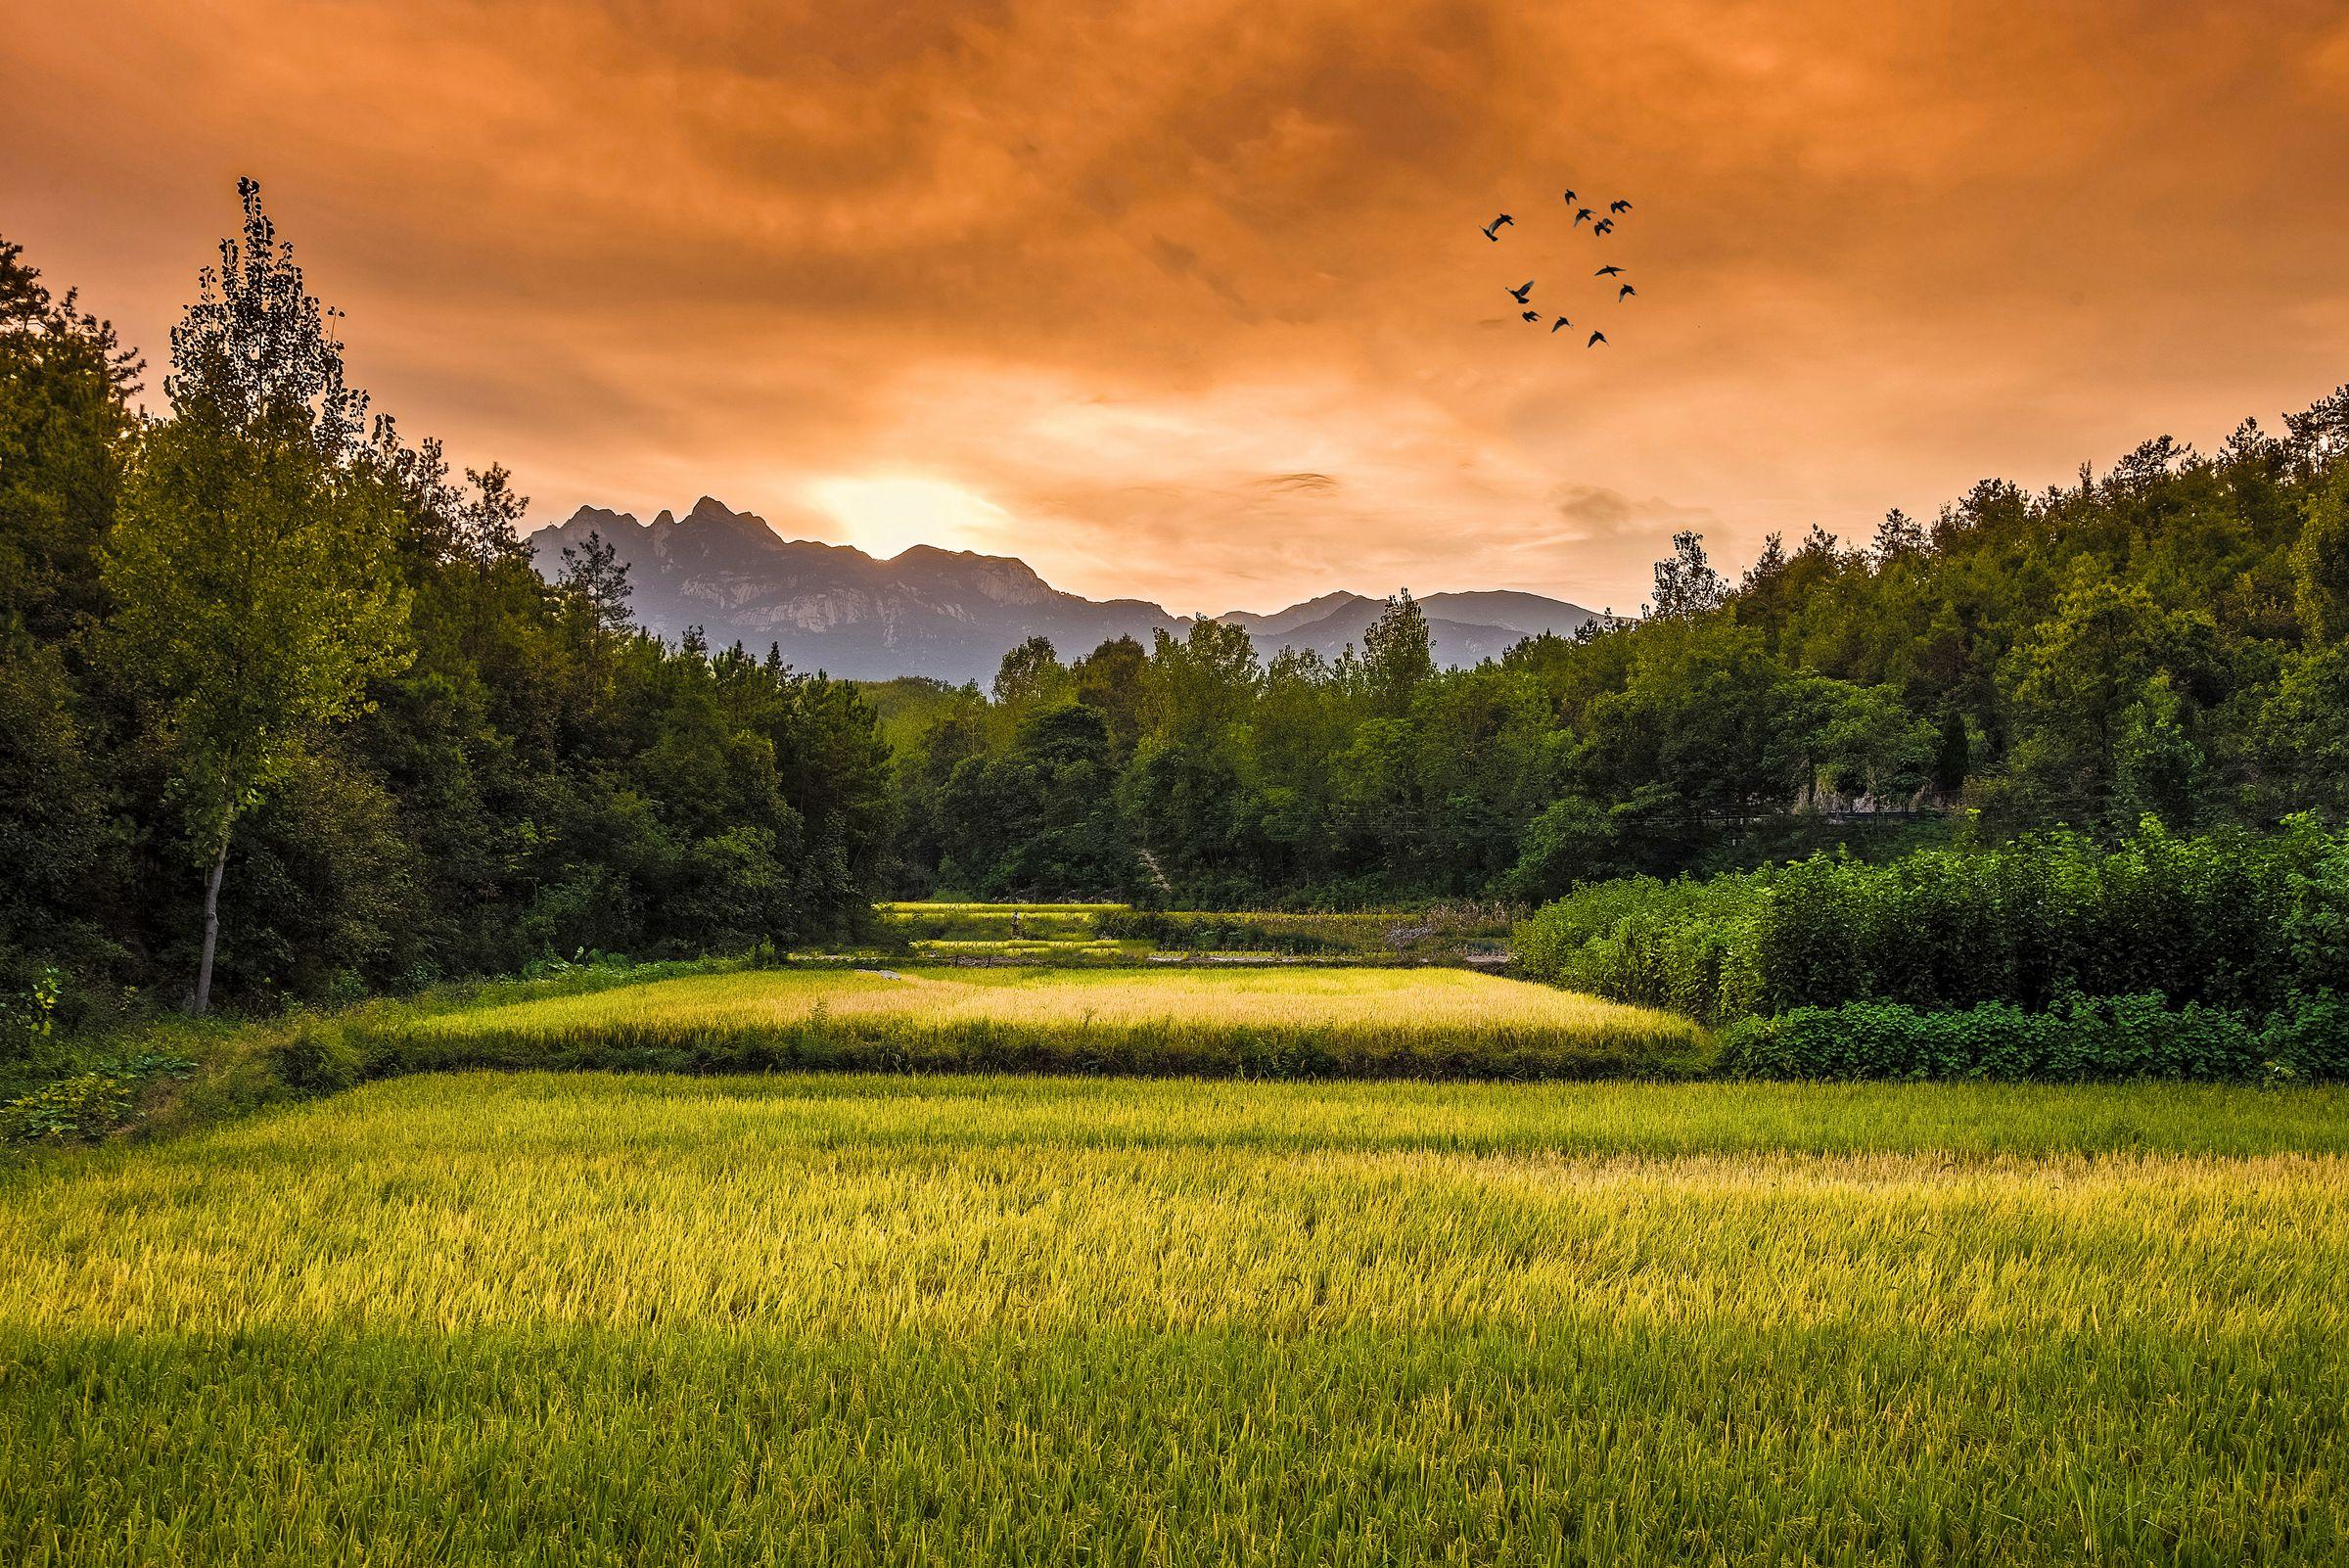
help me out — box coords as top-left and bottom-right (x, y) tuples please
(190, 835), (229, 1016)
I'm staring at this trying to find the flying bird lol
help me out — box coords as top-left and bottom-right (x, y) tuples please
(1593, 217), (1616, 236)
(1618, 284), (1636, 300)
(1550, 315), (1570, 333)
(1609, 200), (1633, 214)
(1481, 213), (1514, 241)
(1521, 310), (1541, 323)
(1507, 280), (1534, 303)
(1588, 330), (1607, 346)
(1561, 189), (1577, 204)
(1594, 265), (1624, 277)
(1573, 207), (1595, 226)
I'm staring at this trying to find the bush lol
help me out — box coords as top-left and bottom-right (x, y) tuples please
(1513, 872), (1767, 1025)
(0, 1052), (196, 1143)
(1521, 816), (2349, 1027)
(0, 965), (64, 1067)
(2262, 991), (2349, 1082)
(270, 1024), (367, 1093)
(1097, 908), (1510, 958)
(1716, 995), (2275, 1082)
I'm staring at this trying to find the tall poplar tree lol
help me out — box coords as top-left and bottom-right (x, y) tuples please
(102, 180), (409, 1012)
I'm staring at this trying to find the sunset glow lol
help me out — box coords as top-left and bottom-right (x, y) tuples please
(8, 0), (2348, 607)
(805, 475), (1015, 561)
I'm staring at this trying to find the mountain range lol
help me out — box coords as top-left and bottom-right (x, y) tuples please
(529, 497), (1605, 683)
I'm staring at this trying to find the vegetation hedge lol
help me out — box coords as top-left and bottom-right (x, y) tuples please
(873, 905), (1114, 945)
(1517, 817), (2349, 1027)
(1099, 905), (1513, 957)
(1098, 910), (1391, 954)
(1713, 994), (2322, 1083)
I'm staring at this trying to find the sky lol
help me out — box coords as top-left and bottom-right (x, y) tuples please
(8, 1), (2349, 616)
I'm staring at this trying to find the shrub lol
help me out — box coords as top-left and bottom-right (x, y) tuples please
(270, 1024), (367, 1093)
(0, 965), (64, 1066)
(2262, 991), (2349, 1082)
(0, 1052), (196, 1143)
(1095, 908), (1511, 958)
(1522, 816), (2349, 1026)
(1513, 872), (1767, 1025)
(1716, 995), (2273, 1082)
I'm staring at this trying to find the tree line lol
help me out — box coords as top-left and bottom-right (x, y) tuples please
(2, 185), (890, 1022)
(882, 386), (2349, 905)
(9, 178), (2349, 1020)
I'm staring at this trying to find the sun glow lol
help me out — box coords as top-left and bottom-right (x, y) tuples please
(804, 475), (1012, 560)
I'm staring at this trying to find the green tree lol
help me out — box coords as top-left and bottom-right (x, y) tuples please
(0, 235), (140, 641)
(1647, 530), (1727, 620)
(1071, 635), (1148, 759)
(1359, 589), (1436, 715)
(991, 634), (1064, 710)
(2292, 467), (2349, 644)
(2001, 578), (2211, 827)
(558, 530), (633, 640)
(2112, 674), (2204, 828)
(101, 180), (409, 1012)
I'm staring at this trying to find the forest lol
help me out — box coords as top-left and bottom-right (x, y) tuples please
(1, 188), (892, 1027)
(885, 393), (2349, 906)
(6, 184), (2349, 1020)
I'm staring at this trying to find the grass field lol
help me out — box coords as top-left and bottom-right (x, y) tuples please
(2, 1072), (2344, 1564)
(366, 965), (1706, 1079)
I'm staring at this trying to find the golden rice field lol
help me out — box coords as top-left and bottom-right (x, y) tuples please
(868, 901), (1124, 945)
(2, 1073), (2344, 1564)
(875, 901), (1131, 914)
(371, 964), (1706, 1079)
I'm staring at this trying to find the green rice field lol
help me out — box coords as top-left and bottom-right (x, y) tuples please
(4, 1072), (2345, 1564)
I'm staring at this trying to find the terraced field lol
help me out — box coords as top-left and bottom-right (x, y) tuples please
(4, 1073), (2345, 1564)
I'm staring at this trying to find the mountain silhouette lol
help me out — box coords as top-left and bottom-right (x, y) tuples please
(531, 498), (1604, 682)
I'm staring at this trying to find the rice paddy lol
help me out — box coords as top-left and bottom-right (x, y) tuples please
(2, 1072), (2344, 1564)
(373, 964), (1708, 1079)
(870, 901), (1127, 945)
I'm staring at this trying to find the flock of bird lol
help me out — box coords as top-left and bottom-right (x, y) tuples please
(1481, 190), (1637, 347)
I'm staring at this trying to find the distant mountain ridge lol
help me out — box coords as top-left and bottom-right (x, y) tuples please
(530, 497), (1605, 682)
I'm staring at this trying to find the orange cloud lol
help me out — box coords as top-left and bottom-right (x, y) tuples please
(5, 0), (2346, 610)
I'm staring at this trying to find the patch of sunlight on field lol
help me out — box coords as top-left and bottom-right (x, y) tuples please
(419, 964), (1666, 1037)
(360, 964), (1704, 1080)
(3, 1074), (2346, 1564)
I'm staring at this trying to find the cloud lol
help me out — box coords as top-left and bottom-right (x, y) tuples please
(1545, 483), (1713, 543)
(1255, 472), (1342, 495)
(7, 0), (2348, 609)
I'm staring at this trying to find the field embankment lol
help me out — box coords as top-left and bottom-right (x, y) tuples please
(3, 1072), (2343, 1564)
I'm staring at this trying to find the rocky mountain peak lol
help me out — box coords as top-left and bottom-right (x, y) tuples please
(530, 499), (1600, 681)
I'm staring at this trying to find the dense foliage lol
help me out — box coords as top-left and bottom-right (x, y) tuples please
(884, 387), (2349, 905)
(1714, 995), (2335, 1084)
(13, 180), (2349, 1038)
(0, 197), (891, 1020)
(1517, 818), (2349, 1022)
(1515, 818), (2349, 1079)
